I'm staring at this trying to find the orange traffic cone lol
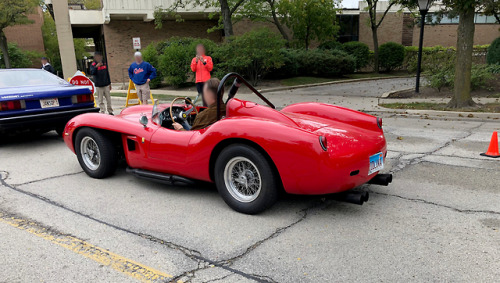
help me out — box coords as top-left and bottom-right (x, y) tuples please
(480, 131), (500, 158)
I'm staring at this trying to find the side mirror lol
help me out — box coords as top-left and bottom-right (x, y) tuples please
(139, 114), (148, 128)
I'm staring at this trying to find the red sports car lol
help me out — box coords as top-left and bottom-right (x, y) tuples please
(63, 73), (392, 214)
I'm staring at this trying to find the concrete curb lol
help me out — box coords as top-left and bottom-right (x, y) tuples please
(376, 97), (500, 120)
(369, 107), (500, 121)
(259, 75), (414, 93)
(380, 87), (414, 98)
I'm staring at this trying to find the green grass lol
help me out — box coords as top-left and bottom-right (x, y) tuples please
(380, 102), (500, 113)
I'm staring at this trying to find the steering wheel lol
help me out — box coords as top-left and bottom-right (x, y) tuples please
(170, 97), (199, 124)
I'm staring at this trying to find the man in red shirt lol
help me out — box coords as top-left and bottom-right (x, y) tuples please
(191, 44), (213, 106)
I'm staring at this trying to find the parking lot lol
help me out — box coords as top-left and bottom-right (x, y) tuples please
(1, 97), (500, 282)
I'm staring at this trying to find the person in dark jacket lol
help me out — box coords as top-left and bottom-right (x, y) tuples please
(90, 52), (113, 115)
(41, 57), (56, 74)
(128, 51), (157, 105)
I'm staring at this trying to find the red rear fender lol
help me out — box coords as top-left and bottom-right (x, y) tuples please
(282, 103), (381, 132)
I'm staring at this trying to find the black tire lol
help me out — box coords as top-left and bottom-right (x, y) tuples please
(55, 125), (65, 137)
(214, 144), (279, 214)
(75, 128), (117, 179)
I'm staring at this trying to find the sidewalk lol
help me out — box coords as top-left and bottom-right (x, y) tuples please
(109, 77), (500, 120)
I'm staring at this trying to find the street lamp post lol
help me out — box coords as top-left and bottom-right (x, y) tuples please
(415, 0), (434, 93)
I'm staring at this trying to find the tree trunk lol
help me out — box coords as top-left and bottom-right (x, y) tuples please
(219, 0), (234, 37)
(268, 0), (289, 42)
(372, 27), (379, 73)
(0, 31), (11, 69)
(448, 7), (476, 108)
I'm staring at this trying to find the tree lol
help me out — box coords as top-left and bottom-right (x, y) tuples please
(237, 0), (290, 41)
(482, 0), (500, 23)
(214, 29), (285, 84)
(279, 0), (339, 49)
(364, 0), (420, 73)
(154, 0), (247, 37)
(0, 0), (38, 68)
(442, 0), (478, 108)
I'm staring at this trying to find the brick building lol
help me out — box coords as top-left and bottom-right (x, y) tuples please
(4, 6), (45, 66)
(356, 1), (500, 49)
(48, 0), (499, 82)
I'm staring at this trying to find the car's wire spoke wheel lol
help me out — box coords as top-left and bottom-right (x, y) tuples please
(224, 157), (262, 203)
(215, 144), (279, 214)
(81, 136), (101, 170)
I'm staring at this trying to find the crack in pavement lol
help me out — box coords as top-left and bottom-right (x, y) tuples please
(371, 191), (500, 216)
(168, 200), (331, 283)
(387, 122), (485, 175)
(12, 171), (84, 186)
(0, 170), (319, 283)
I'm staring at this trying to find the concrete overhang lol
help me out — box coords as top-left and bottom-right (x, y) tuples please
(69, 9), (105, 25)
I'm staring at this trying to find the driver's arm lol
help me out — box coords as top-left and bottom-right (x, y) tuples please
(172, 122), (185, 131)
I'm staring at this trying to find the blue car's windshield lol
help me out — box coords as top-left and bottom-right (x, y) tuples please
(0, 69), (68, 88)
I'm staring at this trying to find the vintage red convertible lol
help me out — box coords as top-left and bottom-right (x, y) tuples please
(63, 73), (392, 214)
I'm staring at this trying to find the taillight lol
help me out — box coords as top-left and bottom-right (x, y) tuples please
(319, 136), (328, 151)
(72, 94), (94, 104)
(0, 100), (25, 111)
(377, 118), (383, 129)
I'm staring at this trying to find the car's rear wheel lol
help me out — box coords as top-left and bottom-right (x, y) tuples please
(75, 128), (117, 178)
(214, 144), (278, 214)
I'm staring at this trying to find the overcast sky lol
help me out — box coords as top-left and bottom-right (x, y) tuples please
(341, 0), (360, 9)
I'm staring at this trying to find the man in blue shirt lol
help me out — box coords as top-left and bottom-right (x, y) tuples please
(128, 52), (157, 105)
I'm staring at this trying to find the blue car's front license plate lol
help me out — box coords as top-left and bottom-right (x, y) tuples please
(368, 152), (384, 175)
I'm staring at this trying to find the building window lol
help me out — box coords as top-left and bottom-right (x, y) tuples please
(425, 13), (498, 24)
(336, 14), (359, 43)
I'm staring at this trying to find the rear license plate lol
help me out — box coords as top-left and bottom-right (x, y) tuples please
(40, 98), (59, 108)
(368, 152), (384, 175)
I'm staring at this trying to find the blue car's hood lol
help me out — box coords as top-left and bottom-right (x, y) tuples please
(0, 84), (91, 101)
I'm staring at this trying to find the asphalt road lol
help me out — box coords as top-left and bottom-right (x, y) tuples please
(1, 88), (499, 282)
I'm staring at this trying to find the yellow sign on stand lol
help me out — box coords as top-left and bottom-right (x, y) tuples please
(125, 80), (154, 107)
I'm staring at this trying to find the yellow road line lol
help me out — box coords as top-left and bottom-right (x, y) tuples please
(0, 212), (181, 283)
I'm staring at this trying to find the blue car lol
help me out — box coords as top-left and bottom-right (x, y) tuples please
(0, 69), (99, 135)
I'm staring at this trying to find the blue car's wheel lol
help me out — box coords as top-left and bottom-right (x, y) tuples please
(75, 128), (117, 179)
(215, 144), (278, 214)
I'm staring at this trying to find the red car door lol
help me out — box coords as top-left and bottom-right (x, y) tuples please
(148, 128), (196, 167)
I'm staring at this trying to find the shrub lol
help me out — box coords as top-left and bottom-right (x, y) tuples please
(426, 64), (495, 91)
(487, 37), (500, 65)
(0, 43), (34, 69)
(271, 49), (356, 78)
(157, 37), (218, 87)
(379, 42), (405, 72)
(214, 29), (286, 85)
(266, 49), (301, 79)
(142, 43), (162, 88)
(296, 49), (355, 77)
(342, 41), (370, 70)
(318, 40), (343, 51)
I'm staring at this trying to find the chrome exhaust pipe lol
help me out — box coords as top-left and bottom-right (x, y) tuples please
(368, 173), (393, 186)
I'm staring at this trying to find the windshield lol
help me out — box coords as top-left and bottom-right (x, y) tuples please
(0, 69), (68, 88)
(152, 100), (165, 125)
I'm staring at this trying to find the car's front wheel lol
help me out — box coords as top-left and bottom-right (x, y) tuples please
(214, 144), (279, 214)
(75, 128), (117, 179)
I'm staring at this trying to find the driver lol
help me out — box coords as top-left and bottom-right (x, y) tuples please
(173, 78), (225, 131)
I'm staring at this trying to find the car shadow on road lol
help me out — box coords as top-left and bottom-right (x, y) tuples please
(0, 131), (62, 147)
